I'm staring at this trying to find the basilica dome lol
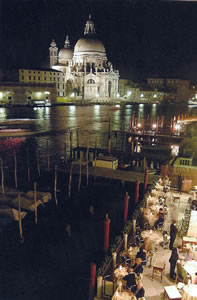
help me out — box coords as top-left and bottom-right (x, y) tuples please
(59, 48), (73, 59)
(74, 37), (106, 54)
(59, 36), (73, 61)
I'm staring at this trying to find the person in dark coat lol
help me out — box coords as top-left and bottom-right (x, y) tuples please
(169, 247), (180, 280)
(132, 258), (144, 275)
(131, 281), (145, 299)
(136, 246), (147, 266)
(123, 267), (137, 291)
(169, 220), (178, 250)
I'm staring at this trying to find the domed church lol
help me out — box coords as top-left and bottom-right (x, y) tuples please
(49, 15), (119, 101)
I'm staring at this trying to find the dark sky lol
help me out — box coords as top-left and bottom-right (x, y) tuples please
(1, 0), (197, 80)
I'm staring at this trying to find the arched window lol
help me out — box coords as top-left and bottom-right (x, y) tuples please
(87, 79), (95, 84)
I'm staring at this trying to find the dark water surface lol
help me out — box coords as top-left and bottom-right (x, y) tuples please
(0, 103), (196, 300)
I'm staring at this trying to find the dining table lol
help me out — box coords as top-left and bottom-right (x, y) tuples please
(182, 284), (197, 300)
(183, 260), (197, 283)
(141, 230), (163, 245)
(114, 266), (128, 280)
(112, 290), (132, 300)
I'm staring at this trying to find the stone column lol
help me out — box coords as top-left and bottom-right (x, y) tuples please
(97, 275), (103, 298)
(112, 252), (117, 269)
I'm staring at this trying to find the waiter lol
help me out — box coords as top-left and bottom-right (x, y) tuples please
(169, 220), (178, 250)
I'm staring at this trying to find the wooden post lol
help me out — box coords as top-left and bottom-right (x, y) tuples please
(37, 150), (40, 176)
(144, 169), (149, 194)
(18, 193), (23, 239)
(78, 152), (82, 191)
(47, 155), (50, 171)
(94, 158), (97, 179)
(0, 157), (4, 194)
(27, 147), (30, 182)
(54, 165), (58, 206)
(34, 182), (38, 224)
(70, 130), (73, 159)
(104, 214), (111, 253)
(108, 119), (111, 154)
(68, 161), (73, 198)
(124, 192), (130, 223)
(14, 149), (17, 188)
(76, 129), (80, 159)
(88, 262), (96, 300)
(64, 142), (67, 164)
(94, 136), (97, 160)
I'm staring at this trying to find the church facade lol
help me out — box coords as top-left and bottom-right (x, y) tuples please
(49, 15), (119, 101)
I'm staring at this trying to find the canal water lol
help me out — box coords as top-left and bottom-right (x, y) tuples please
(0, 103), (196, 300)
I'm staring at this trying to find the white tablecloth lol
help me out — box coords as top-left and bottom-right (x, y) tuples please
(114, 267), (128, 279)
(183, 261), (197, 277)
(112, 291), (131, 300)
(182, 284), (197, 300)
(141, 230), (163, 245)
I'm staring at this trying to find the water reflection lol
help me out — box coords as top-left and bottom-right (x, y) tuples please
(0, 103), (195, 162)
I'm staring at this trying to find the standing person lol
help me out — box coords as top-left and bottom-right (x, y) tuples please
(169, 247), (180, 280)
(169, 220), (178, 250)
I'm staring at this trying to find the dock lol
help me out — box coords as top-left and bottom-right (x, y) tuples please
(67, 164), (159, 184)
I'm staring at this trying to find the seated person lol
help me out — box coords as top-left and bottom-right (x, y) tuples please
(123, 267), (137, 291)
(136, 246), (147, 266)
(131, 281), (145, 299)
(154, 208), (164, 229)
(132, 258), (144, 275)
(183, 248), (193, 261)
(144, 238), (154, 267)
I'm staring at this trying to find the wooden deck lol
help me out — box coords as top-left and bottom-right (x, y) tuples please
(70, 164), (159, 184)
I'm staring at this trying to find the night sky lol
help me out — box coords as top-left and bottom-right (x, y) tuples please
(1, 0), (197, 81)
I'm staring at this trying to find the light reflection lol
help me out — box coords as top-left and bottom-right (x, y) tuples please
(94, 105), (100, 115)
(69, 105), (76, 113)
(0, 108), (6, 118)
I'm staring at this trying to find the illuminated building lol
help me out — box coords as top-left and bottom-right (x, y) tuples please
(49, 15), (119, 101)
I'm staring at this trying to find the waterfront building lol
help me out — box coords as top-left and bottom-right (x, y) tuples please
(18, 68), (64, 101)
(49, 15), (119, 101)
(0, 81), (56, 106)
(147, 77), (190, 102)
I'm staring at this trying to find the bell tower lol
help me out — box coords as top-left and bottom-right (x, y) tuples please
(49, 39), (58, 67)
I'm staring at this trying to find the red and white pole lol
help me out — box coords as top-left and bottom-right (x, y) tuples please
(104, 214), (111, 253)
(89, 262), (96, 300)
(124, 192), (130, 223)
(135, 180), (140, 205)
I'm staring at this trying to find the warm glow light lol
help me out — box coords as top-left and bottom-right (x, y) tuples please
(154, 94), (157, 98)
(152, 123), (157, 129)
(137, 123), (141, 128)
(0, 92), (3, 99)
(44, 91), (50, 95)
(140, 93), (144, 98)
(115, 104), (120, 108)
(117, 93), (120, 97)
(175, 123), (181, 130)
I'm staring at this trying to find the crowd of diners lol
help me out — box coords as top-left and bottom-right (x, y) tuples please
(111, 176), (197, 300)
